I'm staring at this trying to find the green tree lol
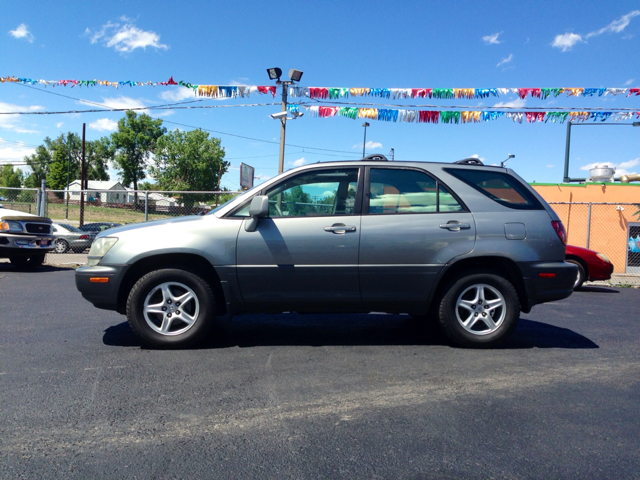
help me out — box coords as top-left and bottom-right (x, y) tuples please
(138, 181), (158, 191)
(111, 111), (166, 202)
(150, 129), (228, 210)
(0, 165), (24, 199)
(24, 134), (111, 191)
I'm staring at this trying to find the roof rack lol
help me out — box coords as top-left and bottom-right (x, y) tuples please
(454, 157), (484, 166)
(361, 154), (389, 162)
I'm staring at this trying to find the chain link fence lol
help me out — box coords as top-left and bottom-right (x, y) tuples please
(2, 187), (638, 285)
(0, 186), (241, 266)
(549, 202), (640, 285)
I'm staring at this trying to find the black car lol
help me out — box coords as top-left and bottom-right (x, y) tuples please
(79, 222), (122, 233)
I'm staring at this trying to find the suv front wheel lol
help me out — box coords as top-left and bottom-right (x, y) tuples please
(126, 269), (216, 348)
(438, 273), (520, 348)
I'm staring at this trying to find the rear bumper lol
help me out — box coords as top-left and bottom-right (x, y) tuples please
(518, 261), (577, 311)
(75, 264), (129, 311)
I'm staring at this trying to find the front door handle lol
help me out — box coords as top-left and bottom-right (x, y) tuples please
(324, 223), (356, 234)
(439, 222), (471, 231)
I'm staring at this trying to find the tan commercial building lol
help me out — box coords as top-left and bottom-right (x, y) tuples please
(532, 182), (640, 274)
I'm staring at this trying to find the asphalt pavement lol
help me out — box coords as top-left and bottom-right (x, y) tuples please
(1, 266), (639, 479)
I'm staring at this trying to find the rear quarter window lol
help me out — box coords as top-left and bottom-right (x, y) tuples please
(444, 168), (543, 210)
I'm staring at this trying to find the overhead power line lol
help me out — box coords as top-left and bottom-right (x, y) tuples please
(8, 83), (360, 156)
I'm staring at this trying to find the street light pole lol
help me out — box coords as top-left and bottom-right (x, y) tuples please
(362, 122), (370, 157)
(278, 82), (289, 174)
(267, 68), (303, 174)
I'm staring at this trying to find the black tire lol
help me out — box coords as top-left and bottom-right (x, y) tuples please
(10, 254), (45, 270)
(54, 239), (69, 254)
(566, 259), (586, 290)
(438, 273), (520, 348)
(126, 268), (216, 348)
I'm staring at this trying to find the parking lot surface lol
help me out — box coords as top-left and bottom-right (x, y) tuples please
(1, 266), (639, 479)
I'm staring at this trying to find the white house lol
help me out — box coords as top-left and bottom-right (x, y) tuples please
(124, 187), (178, 208)
(65, 180), (127, 203)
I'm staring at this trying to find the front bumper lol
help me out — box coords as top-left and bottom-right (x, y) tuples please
(75, 264), (129, 311)
(518, 261), (578, 311)
(0, 235), (54, 256)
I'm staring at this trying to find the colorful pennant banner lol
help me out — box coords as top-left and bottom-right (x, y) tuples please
(288, 86), (640, 99)
(2, 76), (639, 100)
(296, 105), (640, 124)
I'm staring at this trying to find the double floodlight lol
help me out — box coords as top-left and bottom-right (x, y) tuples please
(266, 68), (304, 83)
(270, 111), (304, 120)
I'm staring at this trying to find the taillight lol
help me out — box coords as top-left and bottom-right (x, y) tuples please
(551, 221), (567, 245)
(79, 234), (88, 240)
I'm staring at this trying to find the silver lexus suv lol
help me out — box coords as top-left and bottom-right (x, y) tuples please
(76, 156), (576, 348)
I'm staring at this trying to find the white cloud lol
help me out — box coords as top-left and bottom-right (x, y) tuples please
(482, 33), (502, 44)
(547, 165), (554, 168)
(624, 78), (635, 86)
(586, 10), (640, 37)
(8, 23), (34, 42)
(85, 19), (168, 53)
(552, 33), (584, 51)
(56, 122), (64, 128)
(496, 54), (513, 67)
(291, 158), (306, 167)
(493, 98), (526, 108)
(580, 158), (639, 177)
(80, 96), (147, 112)
(159, 88), (197, 102)
(552, 10), (640, 52)
(89, 118), (118, 132)
(353, 141), (383, 150)
(0, 101), (44, 133)
(229, 78), (250, 86)
(469, 154), (486, 162)
(0, 139), (36, 162)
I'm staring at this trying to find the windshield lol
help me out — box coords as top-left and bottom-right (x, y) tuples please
(58, 223), (83, 232)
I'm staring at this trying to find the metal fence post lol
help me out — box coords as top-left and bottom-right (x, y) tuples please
(35, 186), (41, 216)
(145, 191), (149, 222)
(586, 203), (592, 249)
(40, 179), (47, 217)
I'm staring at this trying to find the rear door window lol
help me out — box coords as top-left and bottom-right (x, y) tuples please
(367, 168), (465, 214)
(444, 168), (543, 210)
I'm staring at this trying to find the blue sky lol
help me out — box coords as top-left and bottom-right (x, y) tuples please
(1, 0), (639, 190)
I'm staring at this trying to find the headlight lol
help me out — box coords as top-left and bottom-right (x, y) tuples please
(87, 237), (118, 266)
(596, 253), (611, 263)
(0, 221), (24, 232)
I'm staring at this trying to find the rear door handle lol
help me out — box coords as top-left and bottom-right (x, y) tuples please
(439, 222), (470, 231)
(324, 224), (356, 234)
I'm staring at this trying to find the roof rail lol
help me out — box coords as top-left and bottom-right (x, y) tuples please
(361, 154), (389, 162)
(454, 157), (484, 166)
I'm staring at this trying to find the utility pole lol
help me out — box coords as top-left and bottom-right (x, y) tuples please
(79, 123), (86, 227)
(65, 133), (71, 219)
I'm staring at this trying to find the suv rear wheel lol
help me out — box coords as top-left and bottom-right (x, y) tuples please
(126, 269), (216, 348)
(438, 273), (520, 348)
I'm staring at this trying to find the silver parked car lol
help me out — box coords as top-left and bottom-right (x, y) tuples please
(75, 156), (576, 348)
(52, 223), (96, 253)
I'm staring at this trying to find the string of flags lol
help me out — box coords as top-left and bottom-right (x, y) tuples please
(2, 76), (639, 99)
(293, 105), (640, 124)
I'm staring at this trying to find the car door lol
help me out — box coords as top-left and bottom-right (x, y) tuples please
(236, 167), (363, 312)
(359, 167), (476, 313)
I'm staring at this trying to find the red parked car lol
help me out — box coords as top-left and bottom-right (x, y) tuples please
(565, 245), (614, 289)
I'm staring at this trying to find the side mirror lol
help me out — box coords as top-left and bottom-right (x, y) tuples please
(244, 195), (269, 232)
